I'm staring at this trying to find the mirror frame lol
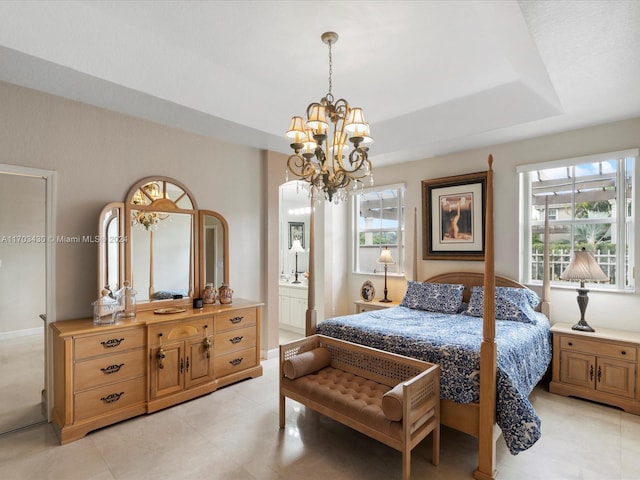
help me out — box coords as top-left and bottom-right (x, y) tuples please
(199, 210), (229, 289)
(97, 201), (125, 295)
(97, 176), (230, 311)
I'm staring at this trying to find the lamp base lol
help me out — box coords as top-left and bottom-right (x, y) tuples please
(571, 320), (595, 333)
(379, 298), (392, 303)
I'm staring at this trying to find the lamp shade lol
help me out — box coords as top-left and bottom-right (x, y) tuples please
(561, 248), (608, 282)
(376, 248), (395, 265)
(286, 116), (307, 143)
(289, 239), (305, 254)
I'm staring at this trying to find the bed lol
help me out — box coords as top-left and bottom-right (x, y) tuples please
(316, 272), (552, 456)
(301, 155), (552, 480)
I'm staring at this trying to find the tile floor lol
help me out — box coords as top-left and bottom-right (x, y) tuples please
(1, 335), (639, 479)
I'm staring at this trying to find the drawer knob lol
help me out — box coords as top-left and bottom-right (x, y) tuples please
(230, 316), (244, 324)
(229, 336), (243, 344)
(100, 392), (124, 404)
(100, 363), (124, 374)
(229, 357), (244, 366)
(621, 350), (626, 355)
(567, 341), (573, 346)
(100, 338), (125, 348)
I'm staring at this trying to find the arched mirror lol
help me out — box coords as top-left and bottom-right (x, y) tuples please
(97, 176), (229, 309)
(126, 177), (197, 302)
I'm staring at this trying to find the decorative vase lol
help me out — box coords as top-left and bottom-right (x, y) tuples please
(218, 283), (233, 304)
(115, 280), (137, 319)
(203, 283), (217, 304)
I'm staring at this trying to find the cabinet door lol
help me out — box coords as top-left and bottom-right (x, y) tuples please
(560, 350), (595, 389)
(597, 358), (636, 398)
(185, 336), (214, 389)
(150, 341), (184, 399)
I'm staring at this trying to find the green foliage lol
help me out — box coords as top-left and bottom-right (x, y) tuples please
(359, 232), (397, 246)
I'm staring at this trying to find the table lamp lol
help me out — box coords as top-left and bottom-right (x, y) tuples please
(560, 247), (609, 332)
(376, 247), (395, 302)
(289, 239), (305, 284)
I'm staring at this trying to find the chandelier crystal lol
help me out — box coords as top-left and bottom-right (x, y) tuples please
(285, 32), (373, 203)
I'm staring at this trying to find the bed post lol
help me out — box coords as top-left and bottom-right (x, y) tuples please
(475, 155), (497, 480)
(413, 207), (419, 280)
(306, 190), (317, 336)
(541, 196), (551, 317)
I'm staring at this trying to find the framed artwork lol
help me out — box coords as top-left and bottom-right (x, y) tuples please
(422, 171), (487, 260)
(288, 222), (305, 249)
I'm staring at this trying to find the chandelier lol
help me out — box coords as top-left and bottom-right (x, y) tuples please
(285, 32), (374, 203)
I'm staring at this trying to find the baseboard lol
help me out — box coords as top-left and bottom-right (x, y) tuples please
(0, 327), (43, 341)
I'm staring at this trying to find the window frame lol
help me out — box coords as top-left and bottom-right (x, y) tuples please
(518, 149), (636, 292)
(352, 183), (406, 276)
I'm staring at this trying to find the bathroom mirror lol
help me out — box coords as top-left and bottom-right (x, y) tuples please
(97, 176), (229, 309)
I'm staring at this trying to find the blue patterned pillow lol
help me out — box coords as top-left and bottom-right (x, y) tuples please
(400, 281), (465, 314)
(464, 286), (540, 323)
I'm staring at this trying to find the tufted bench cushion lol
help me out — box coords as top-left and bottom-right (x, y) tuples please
(282, 366), (403, 438)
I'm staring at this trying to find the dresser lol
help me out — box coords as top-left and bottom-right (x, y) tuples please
(50, 299), (262, 444)
(550, 322), (640, 415)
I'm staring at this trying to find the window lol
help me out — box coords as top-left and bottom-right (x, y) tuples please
(518, 149), (636, 291)
(353, 184), (405, 275)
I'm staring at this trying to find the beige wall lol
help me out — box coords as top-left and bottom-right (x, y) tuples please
(0, 81), (264, 324)
(349, 117), (640, 332)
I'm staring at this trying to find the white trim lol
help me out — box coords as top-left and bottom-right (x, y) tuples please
(516, 148), (639, 173)
(0, 163), (56, 423)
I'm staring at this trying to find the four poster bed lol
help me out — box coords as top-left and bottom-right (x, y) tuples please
(302, 155), (553, 480)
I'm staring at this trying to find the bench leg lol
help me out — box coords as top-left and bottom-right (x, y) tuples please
(279, 394), (285, 428)
(432, 425), (440, 466)
(402, 448), (410, 480)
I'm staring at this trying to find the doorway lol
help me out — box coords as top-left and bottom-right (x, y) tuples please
(0, 166), (54, 434)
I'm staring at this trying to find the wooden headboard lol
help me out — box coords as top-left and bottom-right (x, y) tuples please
(424, 271), (532, 304)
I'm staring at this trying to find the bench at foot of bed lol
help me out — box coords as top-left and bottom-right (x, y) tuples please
(279, 334), (440, 480)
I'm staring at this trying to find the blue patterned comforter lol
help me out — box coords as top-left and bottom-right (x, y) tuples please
(316, 306), (552, 454)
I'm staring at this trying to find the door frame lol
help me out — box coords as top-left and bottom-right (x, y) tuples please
(0, 163), (56, 422)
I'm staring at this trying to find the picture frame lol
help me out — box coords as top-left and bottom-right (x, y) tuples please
(422, 171), (487, 260)
(288, 222), (305, 249)
(360, 280), (376, 302)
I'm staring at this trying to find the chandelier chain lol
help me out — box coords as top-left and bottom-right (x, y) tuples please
(327, 39), (333, 97)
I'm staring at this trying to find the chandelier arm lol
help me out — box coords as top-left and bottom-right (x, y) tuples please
(287, 154), (318, 182)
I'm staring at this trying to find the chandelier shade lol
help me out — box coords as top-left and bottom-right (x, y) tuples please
(285, 31), (374, 203)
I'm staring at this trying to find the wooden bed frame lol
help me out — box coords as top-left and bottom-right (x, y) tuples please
(303, 155), (551, 480)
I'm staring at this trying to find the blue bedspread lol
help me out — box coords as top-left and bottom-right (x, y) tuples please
(316, 306), (552, 454)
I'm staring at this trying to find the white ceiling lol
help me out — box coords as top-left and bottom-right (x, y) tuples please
(1, 0), (638, 167)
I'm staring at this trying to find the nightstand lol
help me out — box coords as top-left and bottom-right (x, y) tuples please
(549, 322), (640, 415)
(354, 299), (400, 313)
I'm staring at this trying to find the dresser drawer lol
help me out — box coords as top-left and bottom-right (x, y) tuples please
(214, 347), (257, 378)
(215, 326), (257, 356)
(214, 308), (256, 333)
(75, 348), (146, 392)
(148, 316), (213, 344)
(74, 376), (146, 422)
(74, 328), (145, 360)
(560, 336), (637, 361)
